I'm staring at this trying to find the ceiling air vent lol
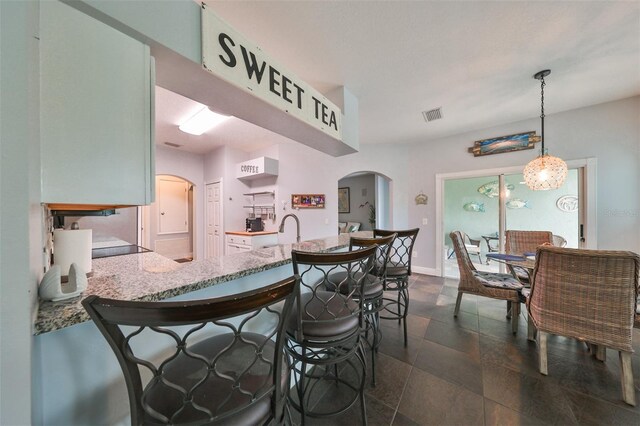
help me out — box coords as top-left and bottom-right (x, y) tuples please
(164, 142), (182, 148)
(422, 107), (443, 122)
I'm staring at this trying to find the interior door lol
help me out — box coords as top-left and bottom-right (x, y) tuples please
(206, 182), (222, 258)
(158, 177), (189, 234)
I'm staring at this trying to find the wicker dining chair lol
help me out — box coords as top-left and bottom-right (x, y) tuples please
(505, 230), (553, 284)
(450, 231), (524, 333)
(447, 232), (482, 263)
(526, 246), (640, 406)
(551, 234), (567, 248)
(82, 276), (298, 425)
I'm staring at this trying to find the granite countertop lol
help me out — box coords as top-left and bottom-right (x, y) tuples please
(34, 232), (370, 335)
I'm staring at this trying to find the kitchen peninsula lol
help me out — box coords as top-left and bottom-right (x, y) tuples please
(35, 232), (369, 423)
(36, 232), (365, 335)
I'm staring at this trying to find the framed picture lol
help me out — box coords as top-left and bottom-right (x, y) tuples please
(338, 187), (350, 213)
(468, 131), (539, 157)
(292, 193), (325, 209)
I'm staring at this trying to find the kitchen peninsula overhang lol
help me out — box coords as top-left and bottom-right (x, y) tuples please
(63, 0), (359, 156)
(202, 3), (341, 141)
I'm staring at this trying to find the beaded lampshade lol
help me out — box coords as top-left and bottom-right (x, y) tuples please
(524, 70), (567, 191)
(523, 153), (568, 190)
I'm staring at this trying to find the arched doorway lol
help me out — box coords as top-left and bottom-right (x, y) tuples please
(337, 171), (392, 233)
(140, 175), (197, 262)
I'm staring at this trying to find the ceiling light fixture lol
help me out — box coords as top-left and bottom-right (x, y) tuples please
(523, 70), (567, 191)
(178, 107), (229, 136)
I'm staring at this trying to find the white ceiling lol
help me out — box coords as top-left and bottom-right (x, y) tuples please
(159, 1), (639, 154)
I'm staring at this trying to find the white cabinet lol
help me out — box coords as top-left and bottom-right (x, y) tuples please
(40, 1), (154, 205)
(225, 233), (278, 254)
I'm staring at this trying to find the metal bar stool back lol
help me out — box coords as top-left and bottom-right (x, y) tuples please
(288, 246), (376, 425)
(347, 233), (396, 385)
(373, 228), (420, 346)
(82, 276), (298, 425)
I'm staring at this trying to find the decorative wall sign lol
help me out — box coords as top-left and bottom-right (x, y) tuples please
(236, 157), (279, 180)
(506, 198), (530, 209)
(292, 194), (325, 209)
(201, 3), (342, 141)
(463, 202), (485, 212)
(477, 181), (515, 198)
(415, 191), (428, 205)
(468, 131), (539, 157)
(556, 195), (578, 212)
(338, 187), (350, 213)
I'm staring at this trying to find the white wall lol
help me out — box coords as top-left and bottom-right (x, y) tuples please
(0, 1), (41, 423)
(155, 146), (205, 259)
(203, 146), (252, 242)
(408, 96), (640, 270)
(274, 142), (410, 244)
(338, 174), (376, 231)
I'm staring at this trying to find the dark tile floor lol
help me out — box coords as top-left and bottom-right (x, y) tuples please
(293, 274), (640, 425)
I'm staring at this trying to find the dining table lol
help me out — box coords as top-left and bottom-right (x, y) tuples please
(485, 252), (536, 284)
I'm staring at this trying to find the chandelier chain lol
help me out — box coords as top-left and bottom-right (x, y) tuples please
(540, 74), (545, 154)
(540, 76), (545, 120)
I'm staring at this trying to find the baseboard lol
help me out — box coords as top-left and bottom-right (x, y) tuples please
(412, 266), (440, 277)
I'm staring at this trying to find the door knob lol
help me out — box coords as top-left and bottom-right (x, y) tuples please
(161, 212), (165, 215)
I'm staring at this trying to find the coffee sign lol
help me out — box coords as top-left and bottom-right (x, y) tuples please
(236, 157), (279, 180)
(201, 3), (342, 141)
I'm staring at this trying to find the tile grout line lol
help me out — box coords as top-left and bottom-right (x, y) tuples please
(390, 364), (415, 426)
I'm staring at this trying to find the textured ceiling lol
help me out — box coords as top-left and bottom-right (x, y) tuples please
(159, 1), (639, 153)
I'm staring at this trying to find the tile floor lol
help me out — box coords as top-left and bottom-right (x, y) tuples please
(293, 274), (640, 425)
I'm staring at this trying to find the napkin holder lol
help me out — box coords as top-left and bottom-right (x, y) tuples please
(39, 263), (88, 301)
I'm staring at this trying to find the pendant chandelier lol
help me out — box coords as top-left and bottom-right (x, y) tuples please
(523, 70), (567, 191)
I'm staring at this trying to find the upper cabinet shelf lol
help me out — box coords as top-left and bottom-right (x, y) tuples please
(243, 191), (275, 196)
(40, 1), (155, 206)
(236, 157), (279, 181)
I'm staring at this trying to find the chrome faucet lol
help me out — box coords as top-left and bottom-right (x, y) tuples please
(279, 213), (301, 243)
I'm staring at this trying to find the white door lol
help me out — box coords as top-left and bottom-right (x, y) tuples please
(158, 177), (189, 234)
(206, 182), (223, 258)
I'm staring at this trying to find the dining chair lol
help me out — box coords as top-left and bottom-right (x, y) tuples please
(526, 246), (639, 406)
(552, 234), (567, 247)
(82, 276), (298, 425)
(373, 228), (420, 346)
(324, 233), (396, 386)
(450, 231), (524, 334)
(505, 230), (553, 284)
(288, 246), (376, 425)
(447, 232), (482, 263)
(505, 230), (553, 254)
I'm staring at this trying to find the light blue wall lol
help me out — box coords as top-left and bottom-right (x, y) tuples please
(444, 176), (500, 253)
(504, 170), (579, 248)
(444, 170), (579, 254)
(0, 1), (42, 423)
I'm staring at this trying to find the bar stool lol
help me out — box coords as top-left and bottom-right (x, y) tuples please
(373, 228), (420, 346)
(323, 234), (396, 386)
(287, 246), (376, 425)
(82, 276), (298, 425)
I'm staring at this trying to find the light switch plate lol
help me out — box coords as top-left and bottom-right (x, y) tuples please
(412, 250), (418, 258)
(422, 218), (428, 225)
